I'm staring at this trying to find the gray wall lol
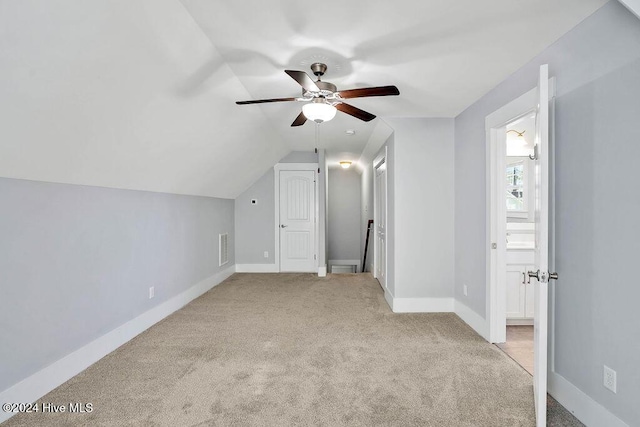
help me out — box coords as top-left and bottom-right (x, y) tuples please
(553, 54), (640, 424)
(234, 151), (320, 268)
(386, 118), (455, 299)
(328, 168), (361, 262)
(234, 168), (275, 264)
(453, 2), (640, 423)
(279, 151), (318, 163)
(0, 178), (234, 392)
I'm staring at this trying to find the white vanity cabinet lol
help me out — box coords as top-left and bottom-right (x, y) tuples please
(506, 248), (535, 323)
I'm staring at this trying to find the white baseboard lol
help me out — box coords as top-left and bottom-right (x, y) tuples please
(235, 263), (279, 273)
(384, 289), (394, 310)
(388, 295), (454, 313)
(0, 265), (235, 424)
(506, 318), (533, 326)
(548, 372), (629, 427)
(318, 265), (327, 277)
(454, 299), (489, 340)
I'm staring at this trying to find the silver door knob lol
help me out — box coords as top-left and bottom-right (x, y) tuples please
(280, 224), (288, 228)
(528, 270), (558, 283)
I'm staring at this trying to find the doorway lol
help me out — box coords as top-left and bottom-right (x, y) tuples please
(486, 65), (555, 426)
(496, 114), (537, 373)
(275, 164), (319, 273)
(373, 151), (387, 291)
(486, 89), (538, 345)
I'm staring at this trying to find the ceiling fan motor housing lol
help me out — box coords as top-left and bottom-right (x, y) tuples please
(310, 62), (327, 77)
(306, 63), (336, 94)
(315, 81), (337, 93)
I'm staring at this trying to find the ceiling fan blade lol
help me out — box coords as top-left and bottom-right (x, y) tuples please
(338, 85), (400, 99)
(285, 70), (320, 92)
(336, 103), (376, 122)
(236, 97), (296, 105)
(291, 111), (307, 127)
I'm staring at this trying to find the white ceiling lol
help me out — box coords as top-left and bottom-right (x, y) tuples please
(0, 0), (607, 197)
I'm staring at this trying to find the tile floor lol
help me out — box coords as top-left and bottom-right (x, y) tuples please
(496, 325), (534, 375)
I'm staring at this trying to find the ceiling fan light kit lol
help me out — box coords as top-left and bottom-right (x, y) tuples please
(302, 100), (337, 123)
(236, 62), (399, 127)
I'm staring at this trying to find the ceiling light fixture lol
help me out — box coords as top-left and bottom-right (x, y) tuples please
(302, 100), (337, 123)
(345, 129), (356, 135)
(340, 161), (352, 169)
(506, 129), (527, 145)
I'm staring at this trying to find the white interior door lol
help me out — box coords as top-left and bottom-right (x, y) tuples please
(279, 170), (317, 272)
(528, 64), (552, 427)
(374, 162), (386, 289)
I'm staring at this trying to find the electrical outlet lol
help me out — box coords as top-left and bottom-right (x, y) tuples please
(263, 251), (269, 258)
(149, 286), (155, 299)
(603, 365), (617, 393)
(463, 284), (468, 297)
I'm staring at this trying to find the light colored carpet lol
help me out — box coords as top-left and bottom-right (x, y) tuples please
(4, 273), (580, 426)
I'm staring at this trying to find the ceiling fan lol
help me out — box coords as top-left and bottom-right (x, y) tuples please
(235, 63), (400, 126)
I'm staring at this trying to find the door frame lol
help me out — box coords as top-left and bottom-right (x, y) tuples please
(485, 79), (555, 344)
(274, 163), (320, 273)
(372, 148), (388, 291)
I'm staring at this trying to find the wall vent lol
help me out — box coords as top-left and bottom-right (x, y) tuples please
(219, 233), (229, 266)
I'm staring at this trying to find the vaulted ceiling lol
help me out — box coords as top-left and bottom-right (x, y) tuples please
(0, 0), (607, 198)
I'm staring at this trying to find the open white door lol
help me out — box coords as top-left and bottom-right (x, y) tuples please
(527, 64), (557, 427)
(374, 158), (386, 290)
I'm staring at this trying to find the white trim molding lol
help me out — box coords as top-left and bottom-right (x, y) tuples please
(485, 78), (556, 344)
(318, 265), (327, 277)
(386, 295), (454, 313)
(0, 265), (235, 424)
(549, 372), (629, 427)
(454, 299), (489, 340)
(384, 290), (394, 310)
(235, 264), (279, 273)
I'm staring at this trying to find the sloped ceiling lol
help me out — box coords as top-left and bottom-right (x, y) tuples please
(0, 0), (607, 197)
(0, 0), (289, 199)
